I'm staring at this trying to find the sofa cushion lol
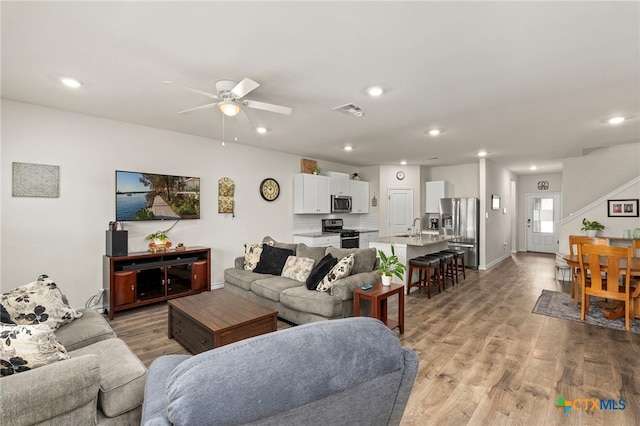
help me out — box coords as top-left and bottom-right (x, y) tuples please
(317, 254), (355, 292)
(224, 268), (271, 292)
(326, 247), (377, 275)
(280, 286), (344, 318)
(1, 275), (82, 330)
(251, 277), (302, 303)
(0, 323), (70, 376)
(296, 243), (327, 263)
(55, 308), (116, 352)
(262, 236), (298, 255)
(305, 254), (337, 290)
(243, 243), (263, 271)
(253, 245), (294, 275)
(70, 338), (147, 418)
(281, 256), (316, 282)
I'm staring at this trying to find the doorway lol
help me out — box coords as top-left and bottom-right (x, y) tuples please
(526, 192), (561, 253)
(388, 188), (413, 236)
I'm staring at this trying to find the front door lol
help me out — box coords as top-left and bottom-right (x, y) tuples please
(389, 188), (413, 236)
(526, 192), (561, 253)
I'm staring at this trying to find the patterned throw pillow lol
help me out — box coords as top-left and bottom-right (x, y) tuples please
(244, 243), (263, 271)
(0, 323), (70, 376)
(317, 254), (355, 292)
(0, 275), (83, 330)
(281, 256), (316, 282)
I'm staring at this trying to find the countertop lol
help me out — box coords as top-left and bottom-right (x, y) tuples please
(369, 234), (454, 247)
(293, 232), (338, 237)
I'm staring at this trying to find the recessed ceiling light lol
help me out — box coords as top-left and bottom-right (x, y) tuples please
(344, 146), (353, 151)
(607, 116), (625, 125)
(530, 165), (537, 171)
(60, 77), (83, 88)
(256, 127), (267, 134)
(428, 129), (442, 136)
(400, 160), (407, 165)
(367, 86), (384, 97)
(477, 151), (488, 157)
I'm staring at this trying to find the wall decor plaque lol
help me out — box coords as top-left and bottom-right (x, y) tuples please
(218, 177), (235, 215)
(12, 162), (60, 198)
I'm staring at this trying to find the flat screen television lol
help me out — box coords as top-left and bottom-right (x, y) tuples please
(115, 170), (200, 221)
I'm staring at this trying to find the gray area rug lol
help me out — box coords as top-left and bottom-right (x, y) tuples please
(533, 290), (640, 334)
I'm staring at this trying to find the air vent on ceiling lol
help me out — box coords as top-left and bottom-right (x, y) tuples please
(333, 103), (365, 117)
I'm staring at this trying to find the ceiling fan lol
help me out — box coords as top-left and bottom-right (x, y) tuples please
(164, 78), (292, 126)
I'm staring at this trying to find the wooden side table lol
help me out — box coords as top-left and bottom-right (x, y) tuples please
(353, 283), (404, 334)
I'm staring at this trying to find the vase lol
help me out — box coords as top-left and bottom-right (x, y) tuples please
(381, 275), (391, 286)
(586, 230), (598, 237)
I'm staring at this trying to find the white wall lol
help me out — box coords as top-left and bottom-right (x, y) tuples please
(427, 163), (480, 198)
(562, 143), (640, 217)
(1, 100), (362, 308)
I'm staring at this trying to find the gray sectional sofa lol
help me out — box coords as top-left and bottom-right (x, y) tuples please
(224, 237), (381, 324)
(1, 308), (147, 425)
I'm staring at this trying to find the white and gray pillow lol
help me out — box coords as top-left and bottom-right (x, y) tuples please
(317, 254), (355, 292)
(244, 243), (263, 271)
(0, 323), (70, 376)
(281, 256), (316, 282)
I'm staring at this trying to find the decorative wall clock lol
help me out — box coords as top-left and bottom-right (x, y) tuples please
(537, 181), (549, 190)
(396, 171), (405, 180)
(260, 178), (280, 201)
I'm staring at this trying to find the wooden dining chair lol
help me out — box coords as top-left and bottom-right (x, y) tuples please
(568, 235), (609, 305)
(578, 243), (632, 331)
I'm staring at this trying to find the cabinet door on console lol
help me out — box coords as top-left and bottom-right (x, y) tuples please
(191, 261), (208, 291)
(114, 271), (136, 306)
(166, 265), (193, 296)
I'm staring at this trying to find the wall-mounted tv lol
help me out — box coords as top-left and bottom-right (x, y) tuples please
(116, 170), (200, 221)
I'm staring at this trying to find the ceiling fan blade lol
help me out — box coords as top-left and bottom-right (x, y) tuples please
(235, 108), (253, 127)
(163, 81), (220, 99)
(231, 78), (260, 99)
(244, 99), (292, 115)
(177, 102), (219, 114)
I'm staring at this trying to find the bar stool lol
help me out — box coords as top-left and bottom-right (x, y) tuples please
(441, 248), (466, 283)
(436, 251), (456, 288)
(407, 256), (441, 298)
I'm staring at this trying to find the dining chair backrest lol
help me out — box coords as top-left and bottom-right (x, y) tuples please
(569, 235), (609, 256)
(632, 239), (640, 258)
(577, 243), (631, 293)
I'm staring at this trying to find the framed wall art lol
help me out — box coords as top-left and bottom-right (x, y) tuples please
(607, 199), (639, 217)
(12, 162), (60, 198)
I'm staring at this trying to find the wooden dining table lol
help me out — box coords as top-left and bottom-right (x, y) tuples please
(562, 254), (640, 319)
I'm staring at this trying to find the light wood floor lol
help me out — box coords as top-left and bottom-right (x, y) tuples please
(108, 252), (640, 425)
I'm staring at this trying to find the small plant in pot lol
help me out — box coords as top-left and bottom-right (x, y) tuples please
(581, 218), (605, 237)
(376, 245), (406, 286)
(145, 229), (170, 245)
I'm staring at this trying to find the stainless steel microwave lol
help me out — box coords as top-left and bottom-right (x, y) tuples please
(331, 195), (352, 213)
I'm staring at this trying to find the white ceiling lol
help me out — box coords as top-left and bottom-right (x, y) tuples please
(2, 1), (638, 174)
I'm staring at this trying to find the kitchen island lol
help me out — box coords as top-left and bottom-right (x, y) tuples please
(368, 235), (454, 288)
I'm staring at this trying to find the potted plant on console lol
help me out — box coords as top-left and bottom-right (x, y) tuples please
(581, 218), (605, 237)
(376, 245), (406, 286)
(146, 229), (172, 253)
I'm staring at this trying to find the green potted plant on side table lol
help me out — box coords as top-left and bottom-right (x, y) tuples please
(376, 245), (406, 286)
(581, 218), (605, 237)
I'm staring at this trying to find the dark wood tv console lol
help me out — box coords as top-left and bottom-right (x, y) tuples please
(103, 246), (210, 319)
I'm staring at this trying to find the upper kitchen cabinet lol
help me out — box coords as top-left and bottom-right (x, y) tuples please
(293, 173), (330, 214)
(328, 171), (350, 195)
(425, 180), (454, 213)
(350, 180), (369, 214)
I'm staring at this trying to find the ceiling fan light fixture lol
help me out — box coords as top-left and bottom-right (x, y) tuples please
(477, 151), (488, 157)
(219, 100), (240, 117)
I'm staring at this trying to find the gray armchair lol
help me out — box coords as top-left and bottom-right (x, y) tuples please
(142, 317), (418, 425)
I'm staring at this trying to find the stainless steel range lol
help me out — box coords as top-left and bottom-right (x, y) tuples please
(322, 219), (359, 248)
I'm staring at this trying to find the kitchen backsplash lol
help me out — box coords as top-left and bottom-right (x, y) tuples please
(293, 213), (379, 234)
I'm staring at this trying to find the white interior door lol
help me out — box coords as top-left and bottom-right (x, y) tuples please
(389, 188), (413, 235)
(526, 192), (561, 253)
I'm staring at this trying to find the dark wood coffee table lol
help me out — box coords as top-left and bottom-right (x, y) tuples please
(168, 290), (278, 354)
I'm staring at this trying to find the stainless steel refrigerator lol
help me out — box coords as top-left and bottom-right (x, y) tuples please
(439, 197), (480, 269)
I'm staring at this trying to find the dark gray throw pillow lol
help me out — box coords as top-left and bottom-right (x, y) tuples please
(253, 244), (294, 275)
(305, 254), (338, 290)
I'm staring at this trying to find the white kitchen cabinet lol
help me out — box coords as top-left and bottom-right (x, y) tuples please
(293, 173), (330, 214)
(350, 180), (369, 214)
(358, 231), (378, 248)
(425, 180), (454, 213)
(328, 171), (350, 195)
(293, 234), (340, 247)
